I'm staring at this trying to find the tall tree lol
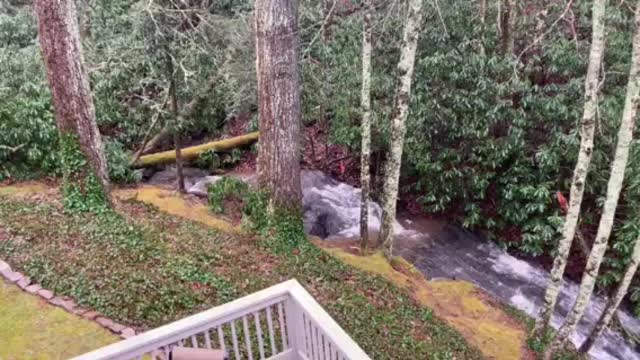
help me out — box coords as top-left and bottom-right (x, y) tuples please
(35, 0), (110, 207)
(379, 0), (424, 258)
(533, 0), (607, 338)
(359, 0), (373, 251)
(500, 0), (515, 56)
(546, 2), (640, 356)
(578, 5), (640, 353)
(255, 0), (303, 210)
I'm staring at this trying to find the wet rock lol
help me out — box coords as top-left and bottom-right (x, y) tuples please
(148, 167), (209, 190)
(300, 170), (397, 239)
(187, 176), (222, 197)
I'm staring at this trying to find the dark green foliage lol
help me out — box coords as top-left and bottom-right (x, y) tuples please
(59, 134), (110, 213)
(0, 6), (58, 181)
(206, 177), (306, 252)
(105, 140), (137, 184)
(206, 176), (248, 213)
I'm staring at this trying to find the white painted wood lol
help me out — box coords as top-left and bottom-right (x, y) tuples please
(277, 302), (288, 350)
(204, 331), (212, 349)
(243, 315), (254, 360)
(72, 280), (369, 360)
(217, 326), (225, 352)
(266, 306), (277, 355)
(255, 311), (266, 359)
(231, 321), (241, 360)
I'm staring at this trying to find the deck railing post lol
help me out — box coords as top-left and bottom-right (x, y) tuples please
(284, 295), (305, 358)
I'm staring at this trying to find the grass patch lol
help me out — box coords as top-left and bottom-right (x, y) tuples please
(0, 195), (481, 360)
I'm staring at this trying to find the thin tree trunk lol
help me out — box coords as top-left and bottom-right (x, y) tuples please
(580, 237), (640, 353)
(360, 0), (373, 252)
(169, 80), (186, 193)
(496, 0), (502, 37)
(255, 0), (303, 211)
(34, 0), (110, 196)
(546, 2), (639, 356)
(79, 0), (91, 40)
(500, 0), (514, 56)
(379, 0), (424, 258)
(479, 0), (487, 55)
(533, 0), (606, 340)
(579, 6), (640, 351)
(534, 0), (548, 56)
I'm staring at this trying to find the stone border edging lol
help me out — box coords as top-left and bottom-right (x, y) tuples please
(0, 259), (136, 339)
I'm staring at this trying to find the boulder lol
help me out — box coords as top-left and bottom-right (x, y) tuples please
(187, 176), (223, 197)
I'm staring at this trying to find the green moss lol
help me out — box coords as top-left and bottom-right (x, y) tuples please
(0, 280), (118, 358)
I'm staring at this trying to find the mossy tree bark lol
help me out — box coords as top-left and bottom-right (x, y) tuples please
(546, 1), (640, 356)
(533, 0), (606, 339)
(359, 0), (373, 252)
(379, 0), (424, 258)
(35, 0), (110, 209)
(255, 0), (303, 211)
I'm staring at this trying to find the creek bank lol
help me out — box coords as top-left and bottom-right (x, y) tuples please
(144, 167), (640, 360)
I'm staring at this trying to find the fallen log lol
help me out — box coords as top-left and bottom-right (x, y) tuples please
(132, 131), (260, 167)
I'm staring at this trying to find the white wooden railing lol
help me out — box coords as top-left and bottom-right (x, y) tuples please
(72, 280), (370, 360)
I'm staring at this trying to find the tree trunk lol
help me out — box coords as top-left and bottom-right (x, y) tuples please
(533, 0), (548, 57)
(479, 0), (487, 55)
(79, 0), (91, 40)
(360, 0), (373, 252)
(255, 0), (303, 211)
(34, 0), (110, 204)
(500, 0), (514, 56)
(580, 237), (640, 353)
(533, 0), (606, 340)
(169, 78), (186, 193)
(546, 1), (639, 356)
(379, 0), (424, 258)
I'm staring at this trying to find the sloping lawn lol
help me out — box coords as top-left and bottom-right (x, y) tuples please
(0, 279), (118, 359)
(0, 194), (481, 360)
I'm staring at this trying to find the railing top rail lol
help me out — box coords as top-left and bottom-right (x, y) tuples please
(287, 282), (370, 360)
(72, 279), (371, 360)
(71, 280), (297, 360)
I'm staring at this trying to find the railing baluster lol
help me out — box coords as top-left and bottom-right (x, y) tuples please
(313, 324), (321, 360)
(70, 280), (370, 360)
(277, 302), (288, 350)
(254, 311), (266, 359)
(266, 306), (277, 355)
(230, 321), (241, 360)
(306, 313), (314, 358)
(217, 325), (226, 353)
(204, 329), (212, 349)
(242, 315), (254, 360)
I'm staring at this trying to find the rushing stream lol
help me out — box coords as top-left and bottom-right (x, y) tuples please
(149, 168), (640, 360)
(298, 170), (640, 360)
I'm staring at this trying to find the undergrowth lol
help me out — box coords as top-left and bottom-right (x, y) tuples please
(0, 194), (481, 360)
